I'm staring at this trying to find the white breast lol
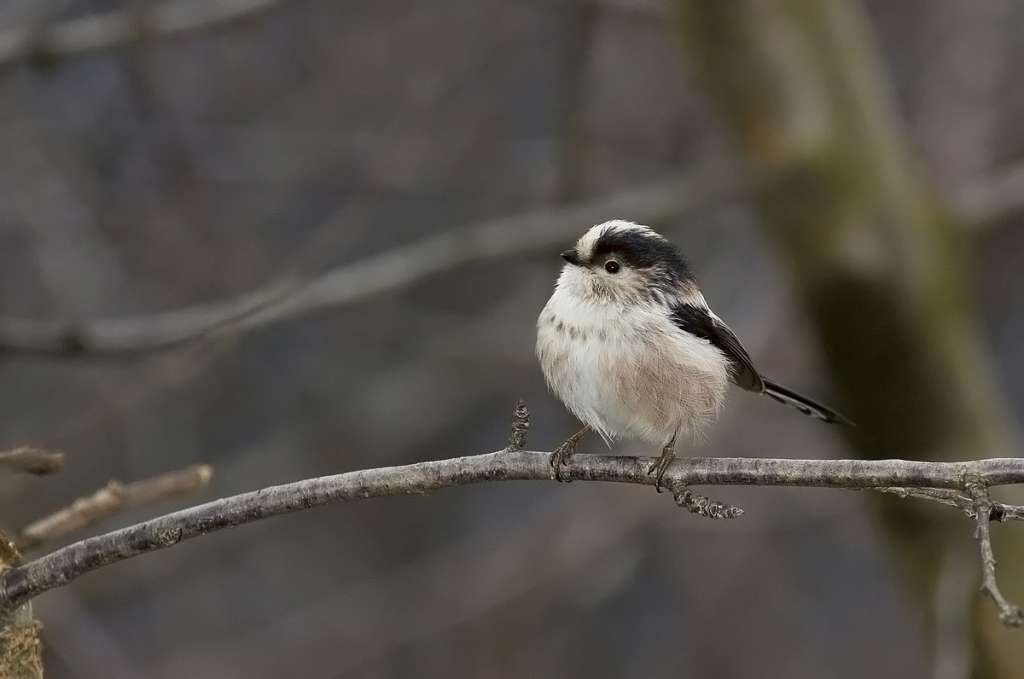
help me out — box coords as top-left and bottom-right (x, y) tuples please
(536, 282), (730, 446)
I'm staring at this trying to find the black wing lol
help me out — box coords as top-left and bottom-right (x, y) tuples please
(670, 301), (852, 424)
(669, 302), (764, 392)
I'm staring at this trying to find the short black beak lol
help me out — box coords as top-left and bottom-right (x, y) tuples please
(561, 249), (583, 266)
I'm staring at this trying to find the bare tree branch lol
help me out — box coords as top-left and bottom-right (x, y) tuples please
(966, 479), (1024, 627)
(0, 448), (64, 476)
(17, 464), (213, 551)
(2, 156), (1021, 359)
(3, 436), (1024, 618)
(0, 168), (735, 357)
(877, 482), (1024, 626)
(874, 486), (1024, 521)
(0, 0), (288, 68)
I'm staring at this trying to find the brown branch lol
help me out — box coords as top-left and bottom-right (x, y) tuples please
(0, 0), (288, 68)
(0, 448), (64, 476)
(2, 436), (1024, 617)
(16, 464), (213, 551)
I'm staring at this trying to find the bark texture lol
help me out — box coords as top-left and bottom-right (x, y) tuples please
(4, 450), (1024, 616)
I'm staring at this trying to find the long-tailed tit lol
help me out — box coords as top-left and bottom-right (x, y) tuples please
(536, 221), (848, 489)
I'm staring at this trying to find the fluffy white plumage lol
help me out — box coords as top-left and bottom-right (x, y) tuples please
(537, 221), (847, 486)
(536, 221), (730, 448)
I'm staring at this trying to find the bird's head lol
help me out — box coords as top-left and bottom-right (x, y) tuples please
(557, 221), (693, 304)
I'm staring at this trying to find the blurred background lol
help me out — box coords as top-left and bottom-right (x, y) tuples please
(1, 0), (1023, 677)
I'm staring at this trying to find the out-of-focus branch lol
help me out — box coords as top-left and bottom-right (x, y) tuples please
(0, 0), (288, 68)
(0, 168), (736, 357)
(2, 403), (1024, 622)
(16, 464), (213, 551)
(5, 157), (1024, 359)
(0, 278), (302, 357)
(959, 162), (1024, 225)
(0, 448), (64, 476)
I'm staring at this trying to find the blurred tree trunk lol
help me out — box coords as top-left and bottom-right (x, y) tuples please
(673, 0), (1021, 676)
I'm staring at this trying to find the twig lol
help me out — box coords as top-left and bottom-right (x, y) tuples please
(965, 479), (1024, 627)
(506, 399), (530, 451)
(3, 433), (1024, 614)
(874, 486), (1024, 522)
(670, 483), (744, 519)
(0, 0), (287, 68)
(17, 464), (213, 550)
(855, 484), (1024, 627)
(0, 448), (64, 476)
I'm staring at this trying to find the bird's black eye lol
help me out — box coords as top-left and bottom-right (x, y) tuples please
(604, 260), (621, 274)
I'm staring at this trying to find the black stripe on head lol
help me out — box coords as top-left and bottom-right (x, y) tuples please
(591, 227), (692, 281)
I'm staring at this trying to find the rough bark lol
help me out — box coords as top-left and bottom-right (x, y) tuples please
(4, 450), (1024, 616)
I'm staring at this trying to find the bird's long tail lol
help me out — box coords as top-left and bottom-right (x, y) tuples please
(762, 379), (852, 425)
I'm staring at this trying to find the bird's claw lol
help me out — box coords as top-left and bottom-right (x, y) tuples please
(550, 426), (589, 483)
(647, 450), (675, 493)
(550, 442), (576, 483)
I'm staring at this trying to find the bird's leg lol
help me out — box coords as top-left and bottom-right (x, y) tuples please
(550, 425), (590, 482)
(647, 430), (678, 493)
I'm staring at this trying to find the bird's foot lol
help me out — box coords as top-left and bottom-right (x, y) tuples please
(550, 441), (577, 483)
(646, 446), (676, 493)
(550, 426), (589, 483)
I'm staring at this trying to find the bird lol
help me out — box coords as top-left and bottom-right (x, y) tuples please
(536, 220), (849, 490)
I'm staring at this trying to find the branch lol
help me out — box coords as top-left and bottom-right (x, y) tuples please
(874, 486), (1024, 522)
(966, 480), (1024, 626)
(0, 0), (288, 68)
(0, 169), (735, 357)
(2, 155), (1021, 359)
(0, 448), (64, 476)
(16, 464), (213, 551)
(875, 483), (1024, 626)
(506, 399), (530, 451)
(956, 160), (1024, 225)
(3, 440), (1024, 615)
